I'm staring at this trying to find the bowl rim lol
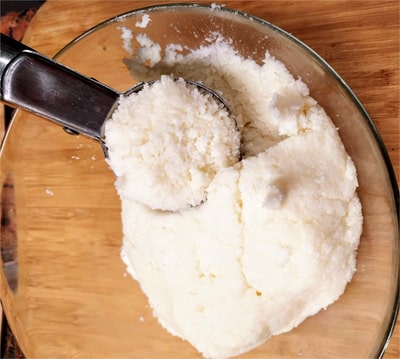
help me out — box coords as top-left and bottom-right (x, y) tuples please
(57, 1), (400, 208)
(12, 2), (400, 357)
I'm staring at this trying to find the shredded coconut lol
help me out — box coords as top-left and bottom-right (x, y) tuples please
(45, 188), (54, 196)
(118, 26), (134, 55)
(107, 30), (363, 359)
(106, 75), (240, 212)
(210, 3), (225, 10)
(134, 33), (161, 67)
(135, 14), (151, 28)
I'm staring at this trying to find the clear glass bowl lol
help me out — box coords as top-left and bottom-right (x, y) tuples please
(0, 4), (398, 358)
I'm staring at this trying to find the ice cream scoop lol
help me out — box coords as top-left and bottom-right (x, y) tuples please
(0, 34), (235, 157)
(105, 75), (242, 212)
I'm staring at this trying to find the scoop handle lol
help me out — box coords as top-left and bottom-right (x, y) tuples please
(0, 34), (119, 141)
(0, 34), (29, 82)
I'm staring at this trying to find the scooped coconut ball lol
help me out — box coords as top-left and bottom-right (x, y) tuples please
(105, 75), (241, 212)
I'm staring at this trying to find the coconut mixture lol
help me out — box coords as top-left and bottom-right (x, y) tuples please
(106, 75), (240, 212)
(105, 27), (363, 359)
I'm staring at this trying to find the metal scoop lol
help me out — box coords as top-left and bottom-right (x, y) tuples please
(0, 34), (230, 153)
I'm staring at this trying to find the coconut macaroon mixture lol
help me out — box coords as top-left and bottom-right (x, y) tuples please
(104, 26), (363, 359)
(105, 76), (240, 212)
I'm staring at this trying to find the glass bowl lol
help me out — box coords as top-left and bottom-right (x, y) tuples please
(0, 3), (398, 358)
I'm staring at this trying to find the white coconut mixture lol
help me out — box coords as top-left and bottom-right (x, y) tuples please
(105, 27), (363, 359)
(106, 76), (240, 212)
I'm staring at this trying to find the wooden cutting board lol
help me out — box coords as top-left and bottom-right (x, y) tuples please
(4, 0), (400, 358)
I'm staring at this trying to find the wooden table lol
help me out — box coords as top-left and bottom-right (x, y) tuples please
(4, 0), (400, 357)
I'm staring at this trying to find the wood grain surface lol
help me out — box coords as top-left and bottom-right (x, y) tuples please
(1, 0), (399, 358)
